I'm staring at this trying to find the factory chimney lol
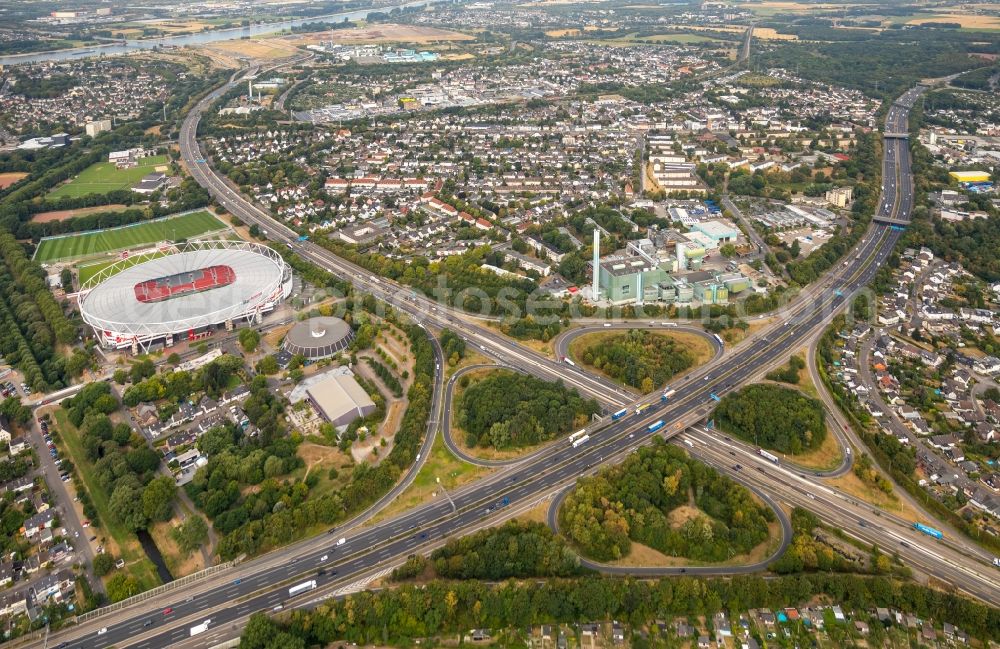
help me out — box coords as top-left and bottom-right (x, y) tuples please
(591, 228), (600, 300)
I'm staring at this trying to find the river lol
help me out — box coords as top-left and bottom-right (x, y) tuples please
(0, 0), (440, 66)
(136, 529), (174, 585)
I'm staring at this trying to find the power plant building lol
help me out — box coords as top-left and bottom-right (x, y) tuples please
(588, 230), (750, 307)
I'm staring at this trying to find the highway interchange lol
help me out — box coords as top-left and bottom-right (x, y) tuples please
(29, 80), (1000, 649)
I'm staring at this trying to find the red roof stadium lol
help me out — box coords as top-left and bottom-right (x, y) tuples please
(78, 241), (291, 351)
(134, 265), (236, 303)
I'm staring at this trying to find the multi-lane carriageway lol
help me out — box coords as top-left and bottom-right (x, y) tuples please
(35, 84), (999, 649)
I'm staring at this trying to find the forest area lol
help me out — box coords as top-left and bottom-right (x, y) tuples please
(456, 371), (599, 450)
(712, 384), (826, 455)
(239, 573), (1000, 648)
(575, 329), (696, 392)
(559, 441), (773, 562)
(391, 521), (584, 581)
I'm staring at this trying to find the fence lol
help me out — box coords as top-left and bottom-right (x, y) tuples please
(74, 557), (241, 624)
(0, 630), (44, 649)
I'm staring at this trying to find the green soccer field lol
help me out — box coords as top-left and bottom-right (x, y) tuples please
(77, 251), (170, 287)
(46, 155), (170, 199)
(35, 211), (227, 263)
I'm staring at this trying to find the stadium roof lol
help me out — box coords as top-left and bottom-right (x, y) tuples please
(79, 241), (289, 343)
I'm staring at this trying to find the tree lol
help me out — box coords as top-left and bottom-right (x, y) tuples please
(171, 515), (209, 555)
(239, 328), (261, 353)
(60, 268), (73, 292)
(109, 478), (148, 531)
(141, 475), (176, 522)
(255, 355), (279, 375)
(720, 243), (738, 258)
(92, 553), (116, 576)
(167, 353), (182, 366)
(130, 359), (155, 383)
(106, 573), (140, 602)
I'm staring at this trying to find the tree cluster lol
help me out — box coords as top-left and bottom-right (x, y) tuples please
(765, 355), (805, 385)
(457, 370), (599, 449)
(201, 322), (434, 559)
(61, 382), (176, 533)
(440, 328), (466, 366)
(561, 440), (773, 562)
(122, 354), (243, 407)
(712, 384), (826, 455)
(240, 573), (1000, 647)
(579, 329), (695, 392)
(429, 521), (583, 580)
(0, 230), (77, 390)
(365, 357), (402, 398)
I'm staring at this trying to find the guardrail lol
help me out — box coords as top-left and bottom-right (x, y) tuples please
(74, 557), (242, 624)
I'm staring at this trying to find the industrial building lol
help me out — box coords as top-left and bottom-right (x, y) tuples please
(306, 371), (377, 427)
(690, 220), (739, 246)
(949, 171), (990, 184)
(587, 223), (753, 307)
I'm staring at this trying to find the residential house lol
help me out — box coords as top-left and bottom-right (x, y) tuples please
(21, 509), (55, 539)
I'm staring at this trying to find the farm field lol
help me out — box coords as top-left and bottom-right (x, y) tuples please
(47, 155), (170, 199)
(0, 172), (28, 189)
(34, 210), (225, 263)
(32, 204), (130, 223)
(289, 23), (474, 46)
(907, 14), (1000, 30)
(203, 38), (303, 59)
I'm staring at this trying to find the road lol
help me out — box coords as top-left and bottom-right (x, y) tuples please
(30, 83), (1000, 649)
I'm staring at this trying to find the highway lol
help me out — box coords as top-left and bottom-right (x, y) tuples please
(30, 81), (1000, 649)
(440, 324), (723, 468)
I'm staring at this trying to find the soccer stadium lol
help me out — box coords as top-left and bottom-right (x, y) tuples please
(78, 240), (292, 351)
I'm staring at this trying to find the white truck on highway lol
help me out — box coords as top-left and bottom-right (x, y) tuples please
(190, 620), (211, 636)
(289, 580), (318, 597)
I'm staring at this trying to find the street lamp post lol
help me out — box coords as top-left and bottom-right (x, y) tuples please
(436, 476), (456, 513)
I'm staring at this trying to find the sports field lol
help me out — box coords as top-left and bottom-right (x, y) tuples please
(47, 155), (170, 199)
(35, 211), (226, 263)
(77, 251), (169, 287)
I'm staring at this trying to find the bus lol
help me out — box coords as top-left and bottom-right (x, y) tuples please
(648, 420), (665, 432)
(913, 522), (943, 540)
(563, 357), (576, 367)
(758, 448), (779, 464)
(568, 430), (587, 444)
(611, 408), (628, 421)
(713, 333), (724, 347)
(661, 388), (676, 402)
(571, 435), (590, 448)
(289, 580), (318, 597)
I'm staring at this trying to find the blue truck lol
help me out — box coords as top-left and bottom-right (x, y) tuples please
(913, 522), (943, 539)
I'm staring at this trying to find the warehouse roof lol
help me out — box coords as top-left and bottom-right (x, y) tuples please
(306, 372), (376, 424)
